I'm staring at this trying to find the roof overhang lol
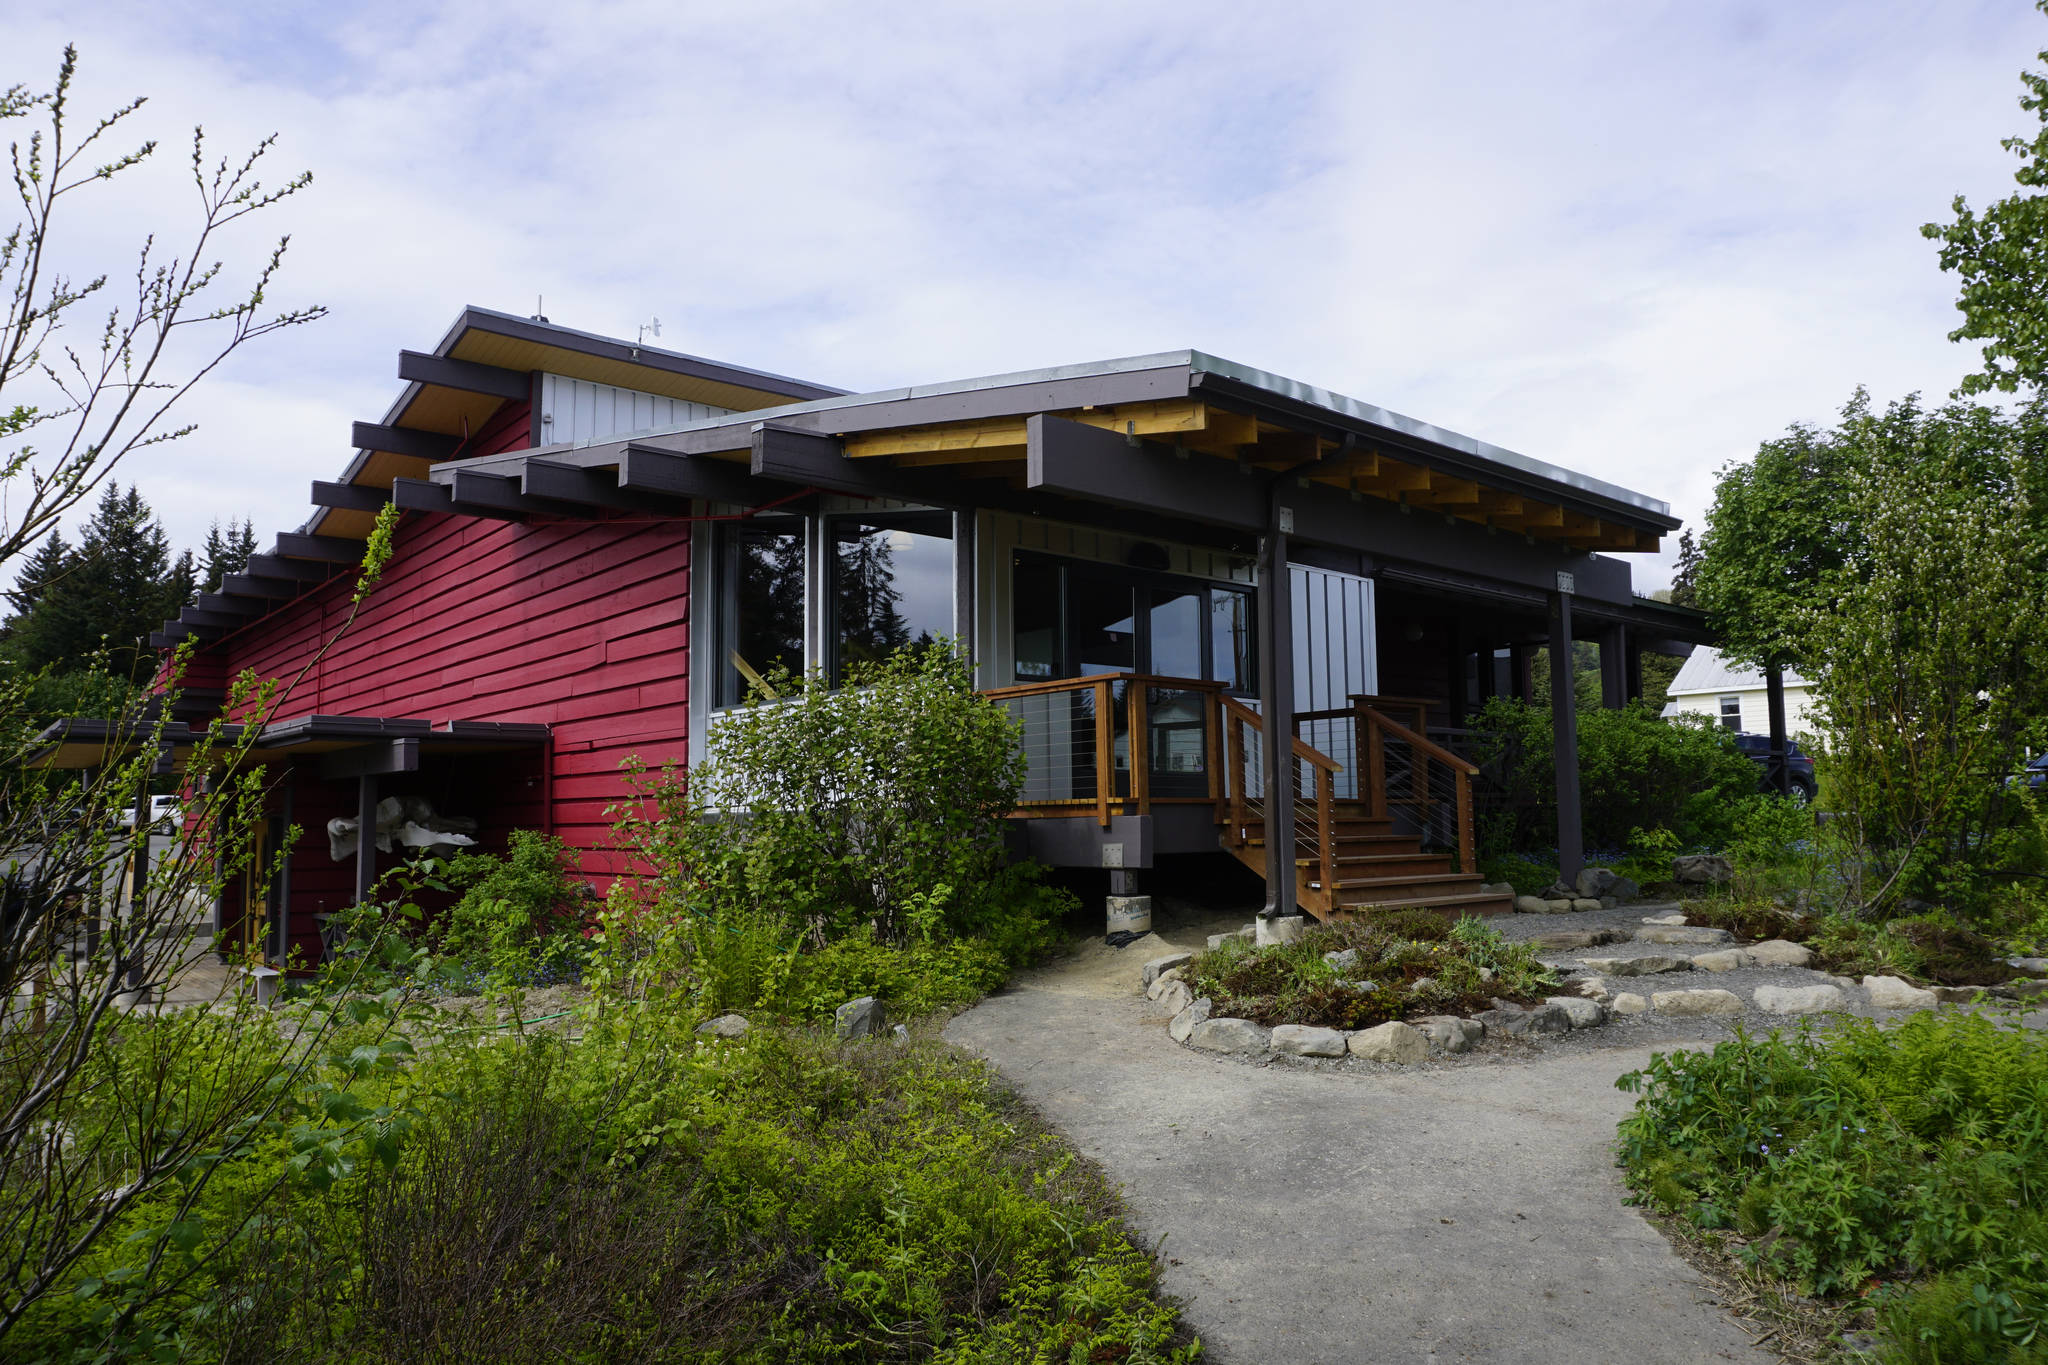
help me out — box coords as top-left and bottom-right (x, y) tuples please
(30, 715), (550, 771)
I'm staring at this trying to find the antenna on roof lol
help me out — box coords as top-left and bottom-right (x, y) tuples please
(638, 317), (661, 345)
(531, 295), (548, 323)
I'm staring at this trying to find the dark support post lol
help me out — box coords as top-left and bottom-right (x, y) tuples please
(1257, 511), (1297, 920)
(1445, 626), (1468, 727)
(1765, 663), (1790, 797)
(1109, 870), (1143, 896)
(1548, 591), (1584, 884)
(1511, 644), (1535, 703)
(354, 775), (379, 908)
(1625, 634), (1644, 703)
(952, 508), (976, 681)
(1599, 624), (1628, 709)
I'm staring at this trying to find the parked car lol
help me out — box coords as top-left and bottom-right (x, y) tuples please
(1730, 732), (1819, 803)
(115, 795), (183, 830)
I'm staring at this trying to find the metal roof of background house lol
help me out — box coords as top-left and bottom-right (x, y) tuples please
(1667, 646), (1811, 697)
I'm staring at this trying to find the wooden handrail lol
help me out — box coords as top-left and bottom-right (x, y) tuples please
(1358, 706), (1479, 776)
(981, 671), (1224, 701)
(1218, 694), (1342, 773)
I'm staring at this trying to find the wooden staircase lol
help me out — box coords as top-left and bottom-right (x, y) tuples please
(1223, 800), (1514, 920)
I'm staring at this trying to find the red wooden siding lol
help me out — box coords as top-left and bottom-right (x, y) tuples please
(199, 509), (690, 954)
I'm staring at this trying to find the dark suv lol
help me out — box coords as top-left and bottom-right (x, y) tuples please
(1731, 732), (1818, 803)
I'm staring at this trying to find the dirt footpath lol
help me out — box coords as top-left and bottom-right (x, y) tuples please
(945, 933), (1770, 1365)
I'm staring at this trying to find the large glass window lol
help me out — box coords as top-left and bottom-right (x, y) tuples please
(831, 512), (954, 681)
(1010, 552), (1253, 690)
(723, 520), (806, 705)
(1208, 587), (1253, 691)
(1149, 587), (1202, 679)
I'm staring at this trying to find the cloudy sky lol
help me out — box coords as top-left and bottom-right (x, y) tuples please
(9, 1), (2043, 589)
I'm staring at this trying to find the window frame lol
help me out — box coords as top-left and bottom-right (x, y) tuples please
(1010, 549), (1255, 692)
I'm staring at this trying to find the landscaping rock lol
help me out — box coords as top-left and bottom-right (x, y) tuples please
(1610, 992), (1649, 1015)
(1323, 948), (1360, 970)
(1531, 929), (1622, 951)
(1651, 988), (1745, 1017)
(1748, 940), (1815, 968)
(892, 1023), (910, 1042)
(1609, 876), (1643, 900)
(1541, 881), (1577, 900)
(1753, 984), (1847, 1014)
(1641, 912), (1687, 926)
(1407, 976), (1434, 994)
(1187, 1017), (1270, 1056)
(1168, 996), (1213, 1043)
(1348, 1020), (1429, 1063)
(1145, 967), (1186, 1000)
(835, 996), (885, 1039)
(2011, 978), (2048, 1000)
(1598, 896), (1619, 910)
(1931, 985), (1994, 1006)
(1154, 980), (1194, 1016)
(1690, 948), (1757, 973)
(1255, 915), (1307, 947)
(696, 1012), (750, 1038)
(1272, 1024), (1349, 1058)
(2008, 956), (2048, 974)
(1543, 899), (1574, 913)
(1570, 898), (1602, 912)
(1546, 995), (1607, 1029)
(1480, 881), (1516, 896)
(1142, 952), (1193, 987)
(1513, 895), (1551, 914)
(1576, 866), (1619, 897)
(1672, 853), (1734, 884)
(1417, 1015), (1484, 1053)
(1635, 925), (1735, 946)
(1206, 933), (1238, 951)
(1582, 955), (1692, 977)
(1577, 976), (1611, 1003)
(1864, 975), (1938, 1010)
(1476, 1002), (1571, 1037)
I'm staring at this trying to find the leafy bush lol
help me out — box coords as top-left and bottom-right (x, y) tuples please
(1471, 698), (1760, 854)
(1478, 851), (1559, 896)
(1617, 1013), (2048, 1362)
(433, 830), (596, 987)
(1186, 913), (1554, 1029)
(605, 646), (1073, 1016)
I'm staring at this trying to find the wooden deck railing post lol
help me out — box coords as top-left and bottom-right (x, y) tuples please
(1315, 764), (1337, 905)
(1366, 713), (1386, 819)
(1455, 767), (1475, 875)
(1227, 710), (1246, 844)
(1127, 683), (1151, 815)
(1094, 679), (1114, 828)
(1205, 689), (1225, 819)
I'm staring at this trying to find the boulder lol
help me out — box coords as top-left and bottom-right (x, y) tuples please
(1417, 1015), (1485, 1053)
(1541, 881), (1577, 901)
(2008, 956), (2048, 974)
(1690, 949), (1757, 973)
(1145, 967), (1186, 1000)
(1864, 975), (1938, 1011)
(1187, 1017), (1270, 1056)
(1635, 925), (1735, 946)
(2010, 978), (2048, 1000)
(1154, 980), (1194, 1016)
(1610, 992), (1649, 1015)
(1348, 1020), (1429, 1063)
(1571, 898), (1603, 912)
(835, 996), (885, 1039)
(1206, 933), (1238, 951)
(1609, 876), (1643, 901)
(1544, 899), (1575, 913)
(1531, 929), (1622, 951)
(1582, 955), (1692, 977)
(1641, 912), (1688, 926)
(1575, 866), (1619, 897)
(1272, 1024), (1349, 1058)
(1651, 988), (1745, 1017)
(1513, 895), (1552, 914)
(892, 1022), (910, 1042)
(1748, 940), (1815, 968)
(1931, 984), (1995, 1005)
(1168, 996), (1213, 1043)
(1672, 854), (1734, 884)
(1546, 995), (1607, 1029)
(1577, 976), (1612, 1003)
(1324, 948), (1360, 971)
(1753, 984), (1847, 1014)
(1475, 1002), (1572, 1037)
(1480, 881), (1517, 896)
(695, 1012), (750, 1038)
(1598, 896), (1620, 910)
(1255, 914), (1308, 947)
(1142, 952), (1193, 987)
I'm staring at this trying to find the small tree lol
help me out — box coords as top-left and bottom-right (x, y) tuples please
(1804, 399), (2048, 910)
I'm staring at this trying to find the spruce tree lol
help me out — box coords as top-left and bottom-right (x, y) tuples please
(11, 485), (188, 677)
(5, 531), (73, 617)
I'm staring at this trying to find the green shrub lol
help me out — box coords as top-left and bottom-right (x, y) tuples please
(1479, 851), (1558, 896)
(782, 930), (1012, 1022)
(1471, 698), (1760, 853)
(1617, 1013), (2048, 1360)
(434, 830), (596, 986)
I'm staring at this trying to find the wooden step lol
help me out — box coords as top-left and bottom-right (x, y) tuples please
(1236, 833), (1427, 856)
(1319, 871), (1486, 900)
(1329, 890), (1515, 919)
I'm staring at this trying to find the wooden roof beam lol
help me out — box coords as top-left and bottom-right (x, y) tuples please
(275, 532), (369, 560)
(312, 480), (392, 512)
(396, 349), (531, 401)
(352, 422), (462, 462)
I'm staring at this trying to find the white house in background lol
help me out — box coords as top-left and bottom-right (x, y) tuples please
(1661, 646), (1817, 737)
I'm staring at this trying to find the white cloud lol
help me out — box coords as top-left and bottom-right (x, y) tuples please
(6, 0), (2043, 592)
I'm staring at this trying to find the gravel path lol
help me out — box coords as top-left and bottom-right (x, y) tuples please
(944, 920), (1775, 1365)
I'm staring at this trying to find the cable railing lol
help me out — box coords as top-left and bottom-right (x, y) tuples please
(982, 673), (1225, 827)
(1357, 703), (1479, 874)
(1219, 694), (1343, 912)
